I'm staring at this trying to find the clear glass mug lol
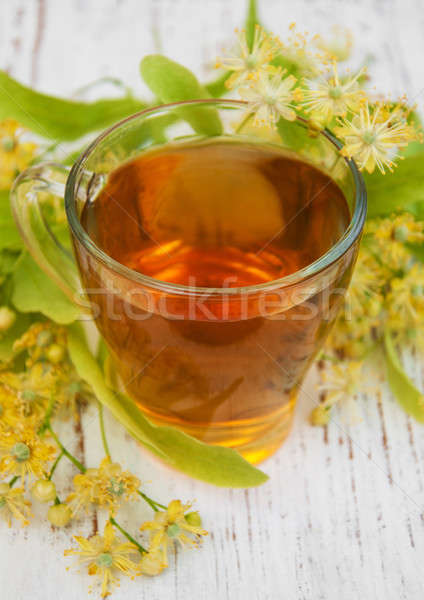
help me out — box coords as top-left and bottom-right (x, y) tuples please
(11, 100), (366, 464)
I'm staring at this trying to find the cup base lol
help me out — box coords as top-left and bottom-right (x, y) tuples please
(135, 397), (296, 465)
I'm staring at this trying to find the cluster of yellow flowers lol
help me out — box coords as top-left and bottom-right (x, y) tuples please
(0, 120), (37, 190)
(217, 24), (420, 174)
(218, 24), (423, 425)
(0, 322), (207, 597)
(311, 214), (424, 425)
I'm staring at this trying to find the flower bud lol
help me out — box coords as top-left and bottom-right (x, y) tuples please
(46, 343), (65, 364)
(32, 480), (56, 503)
(185, 511), (202, 527)
(310, 405), (331, 426)
(0, 307), (16, 332)
(47, 503), (71, 527)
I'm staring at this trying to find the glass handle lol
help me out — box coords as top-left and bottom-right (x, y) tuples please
(10, 162), (82, 304)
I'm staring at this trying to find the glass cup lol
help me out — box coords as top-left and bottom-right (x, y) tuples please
(11, 100), (366, 464)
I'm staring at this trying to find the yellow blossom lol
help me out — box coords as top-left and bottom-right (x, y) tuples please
(373, 213), (424, 245)
(0, 120), (37, 190)
(239, 68), (299, 128)
(302, 61), (366, 123)
(311, 361), (364, 425)
(386, 263), (424, 332)
(344, 248), (385, 320)
(367, 215), (423, 271)
(10, 322), (93, 421)
(0, 429), (55, 481)
(65, 521), (139, 598)
(279, 23), (322, 77)
(0, 482), (32, 526)
(0, 371), (51, 427)
(140, 500), (207, 568)
(335, 102), (418, 173)
(216, 25), (280, 89)
(315, 26), (353, 62)
(67, 457), (140, 517)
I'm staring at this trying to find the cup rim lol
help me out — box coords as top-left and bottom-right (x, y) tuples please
(65, 98), (367, 297)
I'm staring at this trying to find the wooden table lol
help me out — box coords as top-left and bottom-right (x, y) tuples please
(1, 1), (424, 598)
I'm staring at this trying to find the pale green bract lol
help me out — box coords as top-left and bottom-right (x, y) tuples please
(140, 55), (223, 136)
(67, 324), (268, 488)
(383, 329), (424, 422)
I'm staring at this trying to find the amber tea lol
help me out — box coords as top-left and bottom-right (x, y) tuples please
(81, 140), (351, 463)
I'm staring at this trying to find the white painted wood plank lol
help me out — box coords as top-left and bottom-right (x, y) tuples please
(1, 1), (424, 599)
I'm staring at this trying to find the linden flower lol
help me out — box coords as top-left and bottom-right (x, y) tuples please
(65, 521), (139, 598)
(315, 26), (353, 62)
(140, 500), (207, 568)
(0, 119), (37, 190)
(0, 369), (56, 430)
(386, 263), (424, 332)
(335, 102), (418, 173)
(0, 482), (32, 526)
(216, 25), (280, 89)
(366, 215), (422, 272)
(325, 315), (377, 360)
(373, 213), (424, 245)
(0, 430), (55, 481)
(302, 62), (366, 123)
(345, 249), (384, 320)
(239, 68), (300, 128)
(67, 457), (140, 517)
(278, 23), (324, 78)
(310, 361), (364, 425)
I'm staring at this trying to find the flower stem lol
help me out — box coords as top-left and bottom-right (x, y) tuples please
(137, 490), (166, 512)
(46, 425), (86, 473)
(98, 402), (111, 460)
(234, 111), (254, 134)
(109, 517), (147, 554)
(8, 475), (19, 488)
(48, 450), (65, 480)
(38, 396), (57, 435)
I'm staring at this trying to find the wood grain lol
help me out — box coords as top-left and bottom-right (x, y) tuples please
(1, 1), (424, 598)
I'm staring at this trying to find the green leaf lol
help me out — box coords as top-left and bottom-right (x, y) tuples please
(140, 55), (222, 136)
(0, 70), (146, 141)
(364, 151), (424, 218)
(67, 324), (268, 488)
(0, 191), (23, 251)
(11, 252), (80, 324)
(245, 0), (260, 51)
(204, 72), (231, 98)
(0, 249), (22, 276)
(383, 329), (424, 422)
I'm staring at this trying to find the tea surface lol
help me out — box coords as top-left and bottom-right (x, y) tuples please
(82, 140), (349, 289)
